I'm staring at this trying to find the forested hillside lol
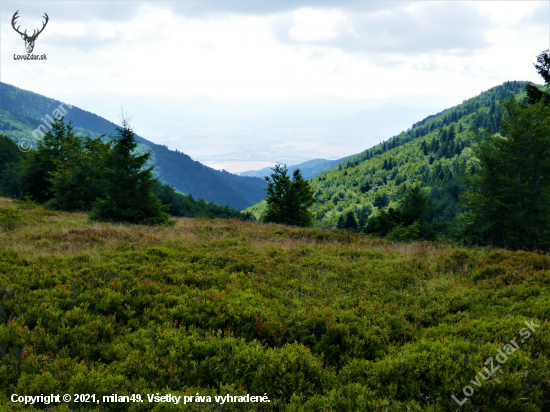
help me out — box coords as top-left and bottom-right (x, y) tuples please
(247, 81), (542, 231)
(0, 82), (267, 210)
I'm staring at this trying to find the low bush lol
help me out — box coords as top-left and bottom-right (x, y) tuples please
(1, 199), (549, 411)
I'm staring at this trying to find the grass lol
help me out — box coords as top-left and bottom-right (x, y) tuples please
(0, 198), (549, 411)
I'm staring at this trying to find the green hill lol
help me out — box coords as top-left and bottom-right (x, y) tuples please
(247, 81), (544, 231)
(1, 199), (549, 410)
(0, 82), (267, 210)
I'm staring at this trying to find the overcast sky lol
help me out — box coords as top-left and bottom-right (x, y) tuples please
(1, 1), (548, 170)
(2, 1), (547, 99)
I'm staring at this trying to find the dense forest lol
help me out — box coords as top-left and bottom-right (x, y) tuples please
(0, 82), (267, 210)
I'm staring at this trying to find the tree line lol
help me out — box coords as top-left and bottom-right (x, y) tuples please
(0, 116), (252, 224)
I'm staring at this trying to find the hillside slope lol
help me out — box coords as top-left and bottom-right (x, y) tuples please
(247, 81), (543, 227)
(0, 82), (267, 210)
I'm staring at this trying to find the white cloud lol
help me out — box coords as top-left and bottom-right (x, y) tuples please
(289, 8), (357, 41)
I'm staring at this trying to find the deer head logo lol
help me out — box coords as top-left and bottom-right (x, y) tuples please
(11, 11), (49, 54)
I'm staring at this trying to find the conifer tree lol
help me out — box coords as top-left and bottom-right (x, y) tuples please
(457, 97), (550, 249)
(89, 116), (172, 225)
(458, 51), (550, 249)
(526, 49), (550, 105)
(343, 210), (358, 230)
(336, 215), (345, 230)
(0, 134), (27, 198)
(47, 131), (110, 211)
(20, 118), (70, 203)
(262, 163), (316, 227)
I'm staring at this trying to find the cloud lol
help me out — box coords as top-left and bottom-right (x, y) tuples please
(1, 0), (411, 26)
(273, 2), (494, 55)
(4, 5), (176, 53)
(164, 0), (409, 18)
(1, 1), (145, 24)
(517, 2), (549, 27)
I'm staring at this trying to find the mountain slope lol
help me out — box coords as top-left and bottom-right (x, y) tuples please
(247, 81), (543, 227)
(240, 156), (356, 181)
(0, 82), (267, 210)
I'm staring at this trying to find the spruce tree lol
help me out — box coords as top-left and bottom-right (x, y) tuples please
(343, 210), (358, 231)
(336, 215), (345, 230)
(457, 97), (550, 249)
(89, 117), (172, 225)
(458, 51), (550, 249)
(20, 118), (70, 203)
(0, 134), (27, 198)
(526, 49), (550, 105)
(47, 132), (110, 211)
(262, 163), (316, 227)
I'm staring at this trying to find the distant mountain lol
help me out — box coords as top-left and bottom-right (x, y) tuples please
(0, 82), (267, 210)
(247, 81), (541, 227)
(241, 156), (356, 181)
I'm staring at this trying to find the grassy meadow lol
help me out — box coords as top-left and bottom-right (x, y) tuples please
(1, 198), (549, 411)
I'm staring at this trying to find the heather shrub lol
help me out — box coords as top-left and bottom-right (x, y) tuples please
(1, 200), (549, 411)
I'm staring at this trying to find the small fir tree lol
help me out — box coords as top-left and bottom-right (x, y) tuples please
(89, 116), (172, 225)
(20, 118), (71, 203)
(343, 210), (358, 230)
(336, 215), (345, 230)
(262, 163), (316, 227)
(46, 131), (110, 211)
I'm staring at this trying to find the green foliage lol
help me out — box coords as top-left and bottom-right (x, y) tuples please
(365, 185), (434, 239)
(534, 48), (550, 84)
(1, 203), (550, 410)
(457, 97), (550, 250)
(3, 116), (247, 223)
(0, 134), (27, 198)
(527, 49), (550, 105)
(387, 220), (421, 241)
(262, 164), (316, 227)
(343, 210), (358, 231)
(398, 185), (433, 226)
(19, 120), (71, 203)
(152, 182), (253, 220)
(0, 208), (24, 231)
(46, 126), (110, 212)
(373, 192), (389, 208)
(89, 119), (172, 225)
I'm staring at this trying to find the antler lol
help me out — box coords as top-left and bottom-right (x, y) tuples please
(11, 11), (27, 37)
(28, 13), (49, 40)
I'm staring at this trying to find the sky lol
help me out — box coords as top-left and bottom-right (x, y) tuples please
(1, 1), (548, 171)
